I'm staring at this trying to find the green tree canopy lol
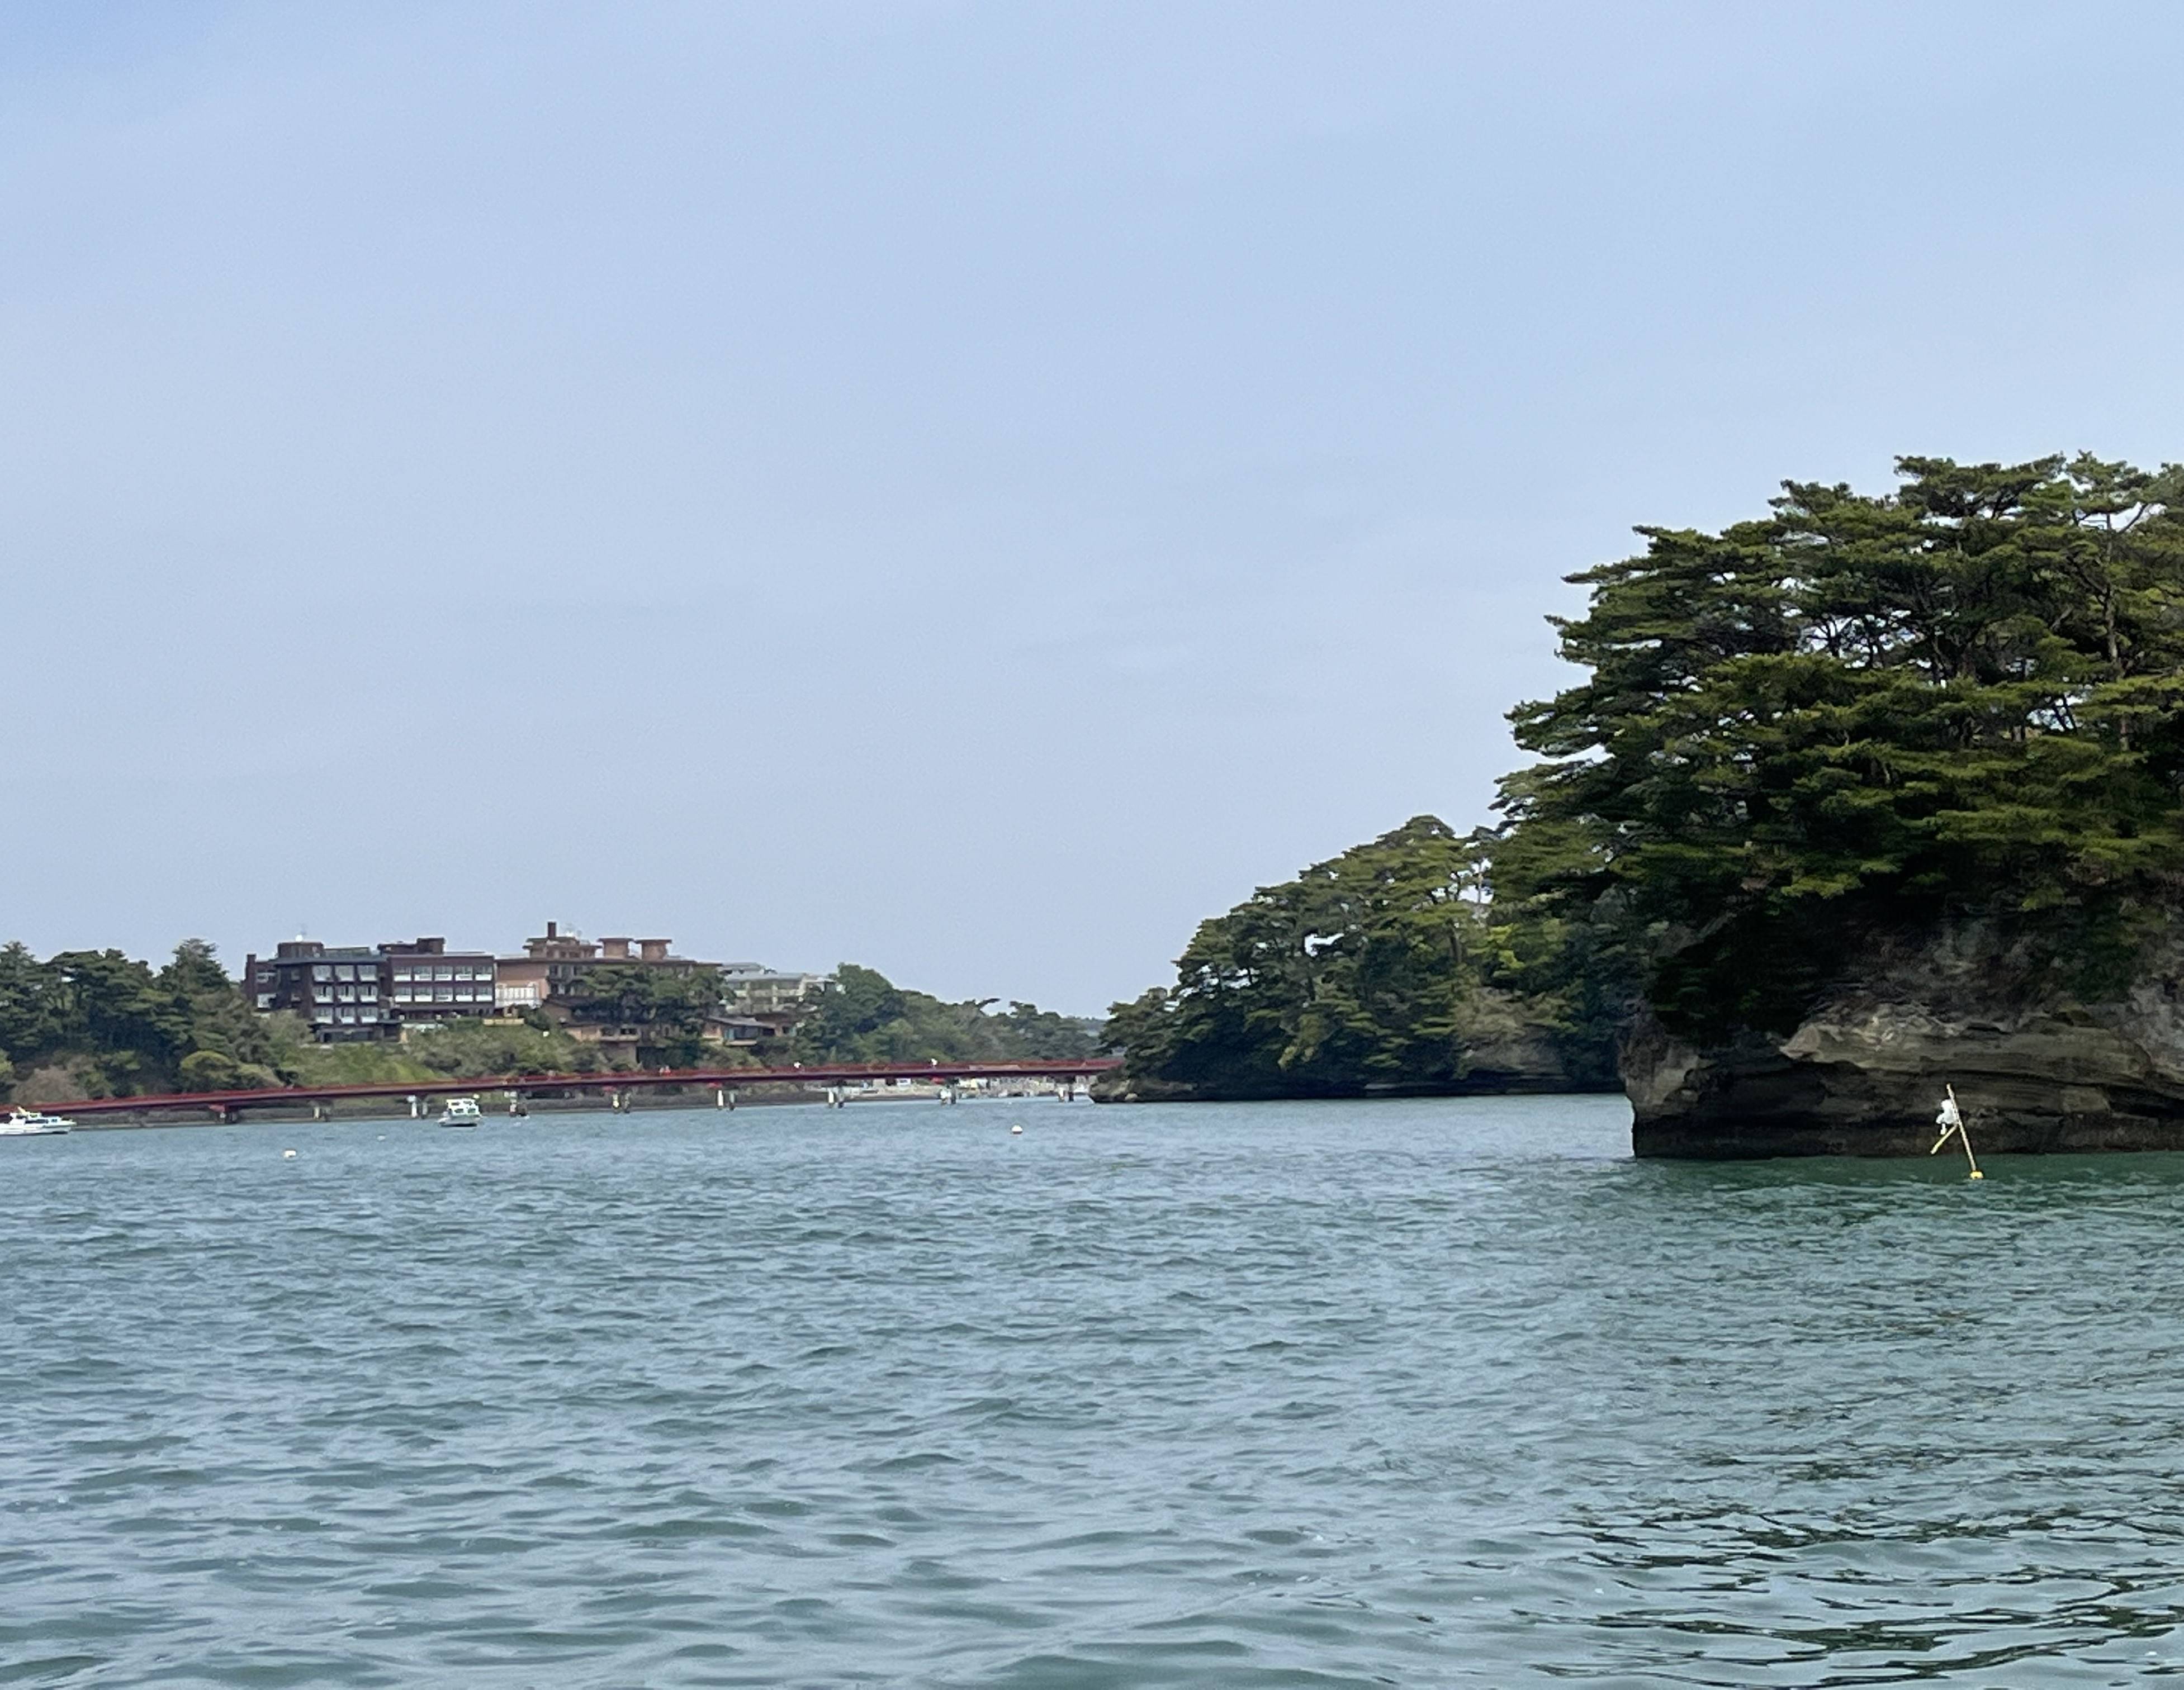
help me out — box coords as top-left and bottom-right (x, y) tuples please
(1106, 816), (1609, 1096)
(0, 939), (296, 1098)
(1495, 453), (2184, 1036)
(558, 963), (726, 1067)
(562, 964), (719, 1029)
(784, 964), (1100, 1065)
(0, 941), (67, 1061)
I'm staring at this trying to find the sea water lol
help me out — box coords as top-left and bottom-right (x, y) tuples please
(6, 1095), (2184, 1686)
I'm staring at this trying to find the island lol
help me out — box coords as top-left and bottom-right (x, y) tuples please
(1109, 454), (2184, 1156)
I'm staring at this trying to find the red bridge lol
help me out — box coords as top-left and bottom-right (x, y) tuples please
(44, 1058), (1122, 1122)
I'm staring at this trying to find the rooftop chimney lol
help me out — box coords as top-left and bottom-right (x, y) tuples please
(638, 938), (671, 962)
(601, 937), (632, 960)
(546, 920), (558, 939)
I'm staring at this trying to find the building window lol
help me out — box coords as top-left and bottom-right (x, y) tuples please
(314, 989), (333, 1004)
(313, 965), (332, 982)
(359, 986), (377, 1002)
(313, 1007), (333, 1023)
(255, 993), (273, 1009)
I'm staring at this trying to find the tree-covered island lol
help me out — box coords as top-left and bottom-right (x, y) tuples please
(1109, 454), (2184, 1153)
(1101, 817), (1616, 1100)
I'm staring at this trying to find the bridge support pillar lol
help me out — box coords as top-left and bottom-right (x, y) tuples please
(312, 1102), (325, 1121)
(408, 1094), (420, 1119)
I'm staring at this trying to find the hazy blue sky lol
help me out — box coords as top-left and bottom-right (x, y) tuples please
(6, 2), (2182, 1012)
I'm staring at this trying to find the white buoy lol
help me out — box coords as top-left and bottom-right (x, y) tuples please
(282, 1148), (297, 1159)
(1010, 1123), (1024, 1135)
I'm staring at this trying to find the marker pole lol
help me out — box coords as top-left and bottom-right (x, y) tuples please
(1949, 1084), (1983, 1180)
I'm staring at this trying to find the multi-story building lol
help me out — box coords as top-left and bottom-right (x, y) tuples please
(491, 919), (596, 1010)
(495, 923), (715, 1007)
(247, 942), (390, 1041)
(244, 937), (499, 1042)
(719, 966), (833, 1034)
(496, 922), (778, 1053)
(382, 937), (499, 1028)
(247, 922), (821, 1051)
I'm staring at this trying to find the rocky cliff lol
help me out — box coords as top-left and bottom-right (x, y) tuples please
(1626, 923), (2184, 1157)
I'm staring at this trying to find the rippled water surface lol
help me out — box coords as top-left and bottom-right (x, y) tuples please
(9, 1096), (2184, 1686)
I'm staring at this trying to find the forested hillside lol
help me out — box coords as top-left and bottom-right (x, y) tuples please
(0, 940), (291, 1099)
(780, 964), (1102, 1065)
(0, 942), (1098, 1103)
(0, 940), (616, 1099)
(1104, 818), (1616, 1098)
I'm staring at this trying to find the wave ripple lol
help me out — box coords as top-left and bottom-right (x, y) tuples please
(8, 1097), (2184, 1685)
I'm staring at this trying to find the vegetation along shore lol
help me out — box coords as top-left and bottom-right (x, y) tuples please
(1105, 454), (2184, 1157)
(22, 454), (2184, 1159)
(0, 945), (1097, 1109)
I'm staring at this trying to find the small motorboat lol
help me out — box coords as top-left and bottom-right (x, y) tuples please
(1, 1107), (74, 1137)
(437, 1096), (484, 1129)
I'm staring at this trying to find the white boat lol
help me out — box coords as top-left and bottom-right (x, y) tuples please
(437, 1096), (483, 1129)
(1, 1107), (74, 1137)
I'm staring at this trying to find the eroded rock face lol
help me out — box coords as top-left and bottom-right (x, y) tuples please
(1627, 925), (2184, 1157)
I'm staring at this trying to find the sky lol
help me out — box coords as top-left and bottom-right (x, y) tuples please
(6, 1), (2184, 1014)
